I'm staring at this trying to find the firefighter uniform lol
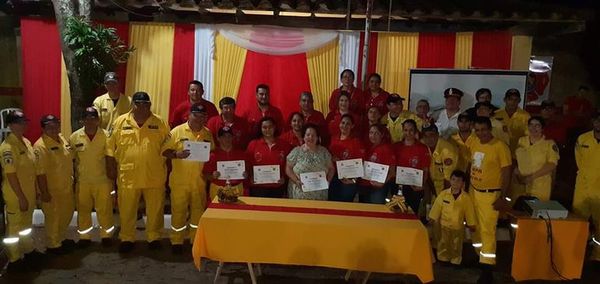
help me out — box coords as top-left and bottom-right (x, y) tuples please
(468, 137), (512, 265)
(450, 132), (475, 172)
(494, 108), (530, 153)
(92, 92), (132, 130)
(106, 113), (170, 243)
(1, 134), (37, 262)
(514, 136), (559, 201)
(429, 188), (477, 264)
(380, 111), (423, 143)
(162, 122), (214, 244)
(429, 138), (459, 196)
(573, 131), (600, 260)
(69, 127), (114, 239)
(34, 134), (75, 249)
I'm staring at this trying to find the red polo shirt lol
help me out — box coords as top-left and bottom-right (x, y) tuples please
(206, 114), (251, 149)
(364, 89), (390, 115)
(246, 138), (292, 188)
(169, 99), (219, 128)
(359, 143), (396, 186)
(328, 136), (365, 161)
(280, 130), (304, 148)
(240, 104), (285, 137)
(325, 111), (362, 140)
(328, 86), (365, 113)
(302, 109), (328, 145)
(203, 148), (249, 187)
(394, 141), (431, 171)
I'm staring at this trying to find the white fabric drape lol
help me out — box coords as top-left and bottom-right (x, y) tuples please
(217, 24), (337, 55)
(338, 31), (360, 80)
(194, 24), (216, 101)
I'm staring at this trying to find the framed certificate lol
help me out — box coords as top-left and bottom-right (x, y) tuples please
(183, 141), (211, 162)
(300, 171), (329, 192)
(336, 158), (364, 179)
(253, 165), (280, 184)
(217, 160), (245, 180)
(395, 166), (424, 187)
(363, 161), (389, 184)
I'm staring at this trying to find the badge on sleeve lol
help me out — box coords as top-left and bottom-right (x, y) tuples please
(552, 144), (559, 153)
(2, 151), (13, 165)
(444, 158), (453, 166)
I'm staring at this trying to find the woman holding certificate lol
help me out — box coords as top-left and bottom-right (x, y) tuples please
(246, 117), (292, 198)
(359, 124), (396, 204)
(328, 114), (366, 202)
(325, 92), (362, 142)
(280, 112), (305, 147)
(286, 124), (334, 200)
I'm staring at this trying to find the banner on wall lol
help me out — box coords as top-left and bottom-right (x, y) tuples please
(526, 56), (553, 105)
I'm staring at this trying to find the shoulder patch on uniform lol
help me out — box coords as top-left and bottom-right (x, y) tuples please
(2, 151), (12, 157)
(581, 144), (589, 148)
(3, 156), (13, 165)
(444, 158), (453, 166)
(75, 143), (84, 148)
(148, 125), (159, 129)
(443, 200), (450, 204)
(552, 144), (559, 152)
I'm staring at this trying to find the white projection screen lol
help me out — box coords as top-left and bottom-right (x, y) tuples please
(408, 69), (529, 112)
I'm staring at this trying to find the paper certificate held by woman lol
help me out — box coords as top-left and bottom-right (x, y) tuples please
(363, 161), (389, 183)
(217, 160), (245, 180)
(300, 171), (329, 192)
(253, 165), (280, 184)
(395, 166), (424, 187)
(336, 158), (364, 179)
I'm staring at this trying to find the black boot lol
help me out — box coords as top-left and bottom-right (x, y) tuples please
(477, 264), (494, 284)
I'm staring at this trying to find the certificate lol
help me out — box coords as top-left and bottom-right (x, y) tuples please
(217, 160), (245, 180)
(300, 171), (329, 192)
(253, 165), (280, 184)
(395, 166), (424, 187)
(183, 141), (210, 162)
(363, 161), (389, 184)
(336, 158), (364, 179)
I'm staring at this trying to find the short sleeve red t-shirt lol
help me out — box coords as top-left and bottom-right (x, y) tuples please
(203, 148), (249, 187)
(246, 138), (292, 187)
(394, 141), (431, 171)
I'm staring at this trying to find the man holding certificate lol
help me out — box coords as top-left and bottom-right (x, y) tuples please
(162, 103), (214, 254)
(328, 114), (365, 202)
(359, 124), (396, 204)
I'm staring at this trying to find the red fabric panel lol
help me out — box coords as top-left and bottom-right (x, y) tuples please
(20, 18), (62, 140)
(169, 24), (196, 116)
(357, 32), (378, 88)
(235, 51), (312, 123)
(417, 33), (456, 68)
(471, 31), (513, 69)
(95, 20), (130, 94)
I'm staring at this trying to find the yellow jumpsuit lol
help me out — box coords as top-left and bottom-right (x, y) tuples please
(34, 134), (75, 249)
(450, 132), (475, 172)
(573, 131), (600, 261)
(429, 138), (459, 196)
(494, 108), (530, 154)
(92, 92), (132, 131)
(69, 128), (114, 239)
(106, 113), (170, 242)
(429, 188), (477, 264)
(467, 137), (512, 265)
(514, 136), (559, 201)
(0, 134), (37, 262)
(162, 123), (214, 244)
(381, 111), (423, 143)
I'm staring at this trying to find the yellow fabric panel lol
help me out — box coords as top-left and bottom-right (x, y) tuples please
(306, 39), (339, 114)
(375, 33), (419, 99)
(511, 35), (533, 70)
(60, 55), (72, 136)
(212, 33), (247, 106)
(454, 32), (473, 69)
(125, 22), (175, 120)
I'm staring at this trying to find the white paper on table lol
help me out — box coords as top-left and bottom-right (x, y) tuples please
(363, 161), (389, 184)
(395, 166), (424, 187)
(217, 160), (245, 180)
(300, 171), (329, 192)
(336, 158), (364, 179)
(183, 141), (211, 162)
(253, 165), (280, 184)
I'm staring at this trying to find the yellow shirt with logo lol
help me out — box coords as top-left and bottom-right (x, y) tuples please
(1, 134), (37, 200)
(380, 110), (423, 143)
(162, 123), (214, 188)
(69, 127), (111, 184)
(515, 136), (559, 197)
(93, 93), (132, 131)
(494, 108), (530, 153)
(429, 138), (459, 195)
(106, 113), (170, 190)
(575, 131), (600, 190)
(429, 189), (477, 230)
(450, 132), (475, 172)
(468, 137), (512, 190)
(34, 134), (74, 194)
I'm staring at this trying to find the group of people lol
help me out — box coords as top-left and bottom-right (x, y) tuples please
(1, 70), (599, 282)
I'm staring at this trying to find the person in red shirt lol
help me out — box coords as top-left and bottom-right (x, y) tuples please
(539, 100), (568, 147)
(240, 84), (285, 139)
(206, 97), (250, 149)
(329, 69), (365, 114)
(326, 92), (362, 141)
(299, 91), (328, 145)
(246, 116), (292, 198)
(359, 124), (397, 204)
(564, 85), (596, 127)
(394, 119), (431, 215)
(364, 73), (390, 115)
(328, 114), (366, 202)
(204, 127), (250, 201)
(280, 112), (305, 148)
(364, 105), (391, 145)
(169, 80), (219, 128)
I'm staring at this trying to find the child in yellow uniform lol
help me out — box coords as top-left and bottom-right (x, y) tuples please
(429, 170), (477, 265)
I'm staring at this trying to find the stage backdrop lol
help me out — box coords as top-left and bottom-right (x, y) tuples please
(20, 17), (532, 140)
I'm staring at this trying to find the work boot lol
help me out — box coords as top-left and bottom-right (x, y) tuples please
(24, 250), (46, 271)
(148, 240), (162, 250)
(46, 246), (67, 255)
(77, 239), (92, 249)
(101, 238), (113, 247)
(6, 259), (29, 273)
(118, 241), (135, 253)
(62, 239), (77, 252)
(477, 264), (494, 284)
(171, 244), (183, 255)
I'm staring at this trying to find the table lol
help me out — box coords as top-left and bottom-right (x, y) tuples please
(192, 197), (434, 283)
(511, 215), (589, 281)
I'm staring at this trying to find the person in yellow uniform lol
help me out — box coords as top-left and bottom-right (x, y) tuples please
(161, 103), (214, 254)
(69, 107), (115, 247)
(1, 111), (44, 272)
(92, 72), (132, 130)
(467, 116), (512, 283)
(450, 113), (476, 172)
(475, 102), (509, 146)
(573, 112), (600, 263)
(429, 170), (477, 265)
(421, 123), (458, 196)
(494, 89), (530, 153)
(106, 92), (170, 253)
(514, 116), (559, 201)
(34, 114), (75, 254)
(381, 94), (422, 143)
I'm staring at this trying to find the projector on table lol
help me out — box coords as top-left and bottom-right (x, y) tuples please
(524, 199), (568, 219)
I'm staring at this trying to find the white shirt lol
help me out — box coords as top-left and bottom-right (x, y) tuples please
(434, 109), (461, 139)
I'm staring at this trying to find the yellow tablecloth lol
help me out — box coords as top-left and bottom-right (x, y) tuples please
(192, 197), (434, 283)
(511, 216), (589, 281)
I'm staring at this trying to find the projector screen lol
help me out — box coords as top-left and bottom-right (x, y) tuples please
(408, 69), (529, 112)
